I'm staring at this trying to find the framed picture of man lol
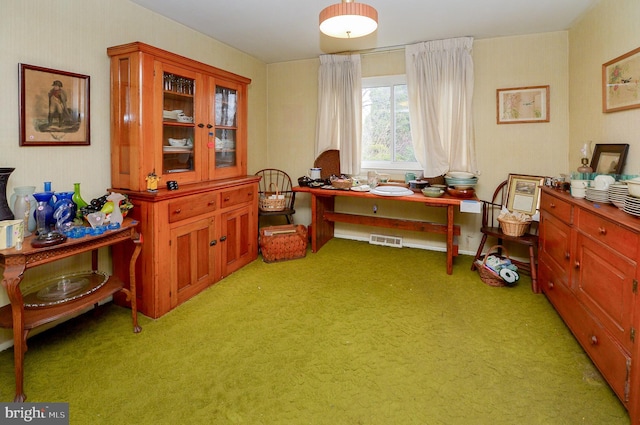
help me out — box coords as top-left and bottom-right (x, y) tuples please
(19, 64), (90, 146)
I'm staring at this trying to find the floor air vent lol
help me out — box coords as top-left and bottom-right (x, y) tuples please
(369, 234), (403, 248)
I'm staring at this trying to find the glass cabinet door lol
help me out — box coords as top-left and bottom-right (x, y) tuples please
(213, 85), (238, 170)
(162, 71), (196, 176)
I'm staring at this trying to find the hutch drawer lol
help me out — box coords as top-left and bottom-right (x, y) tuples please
(220, 185), (255, 209)
(540, 191), (573, 223)
(575, 208), (638, 258)
(168, 192), (218, 223)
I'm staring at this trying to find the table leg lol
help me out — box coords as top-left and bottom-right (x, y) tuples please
(446, 205), (454, 275)
(311, 194), (335, 253)
(1, 258), (28, 402)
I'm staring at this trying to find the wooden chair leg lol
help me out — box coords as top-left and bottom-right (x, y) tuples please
(529, 245), (539, 294)
(471, 234), (489, 271)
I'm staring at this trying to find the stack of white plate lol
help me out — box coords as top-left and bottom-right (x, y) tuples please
(608, 183), (628, 209)
(585, 187), (610, 203)
(624, 196), (640, 216)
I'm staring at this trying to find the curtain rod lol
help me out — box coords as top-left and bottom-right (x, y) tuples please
(328, 36), (474, 56)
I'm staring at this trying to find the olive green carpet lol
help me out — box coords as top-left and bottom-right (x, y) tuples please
(0, 239), (628, 424)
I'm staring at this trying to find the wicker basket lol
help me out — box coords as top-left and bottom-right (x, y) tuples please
(497, 216), (531, 237)
(331, 178), (352, 189)
(260, 225), (308, 263)
(259, 183), (286, 212)
(475, 245), (510, 287)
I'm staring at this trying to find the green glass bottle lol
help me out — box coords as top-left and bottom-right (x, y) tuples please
(72, 182), (88, 210)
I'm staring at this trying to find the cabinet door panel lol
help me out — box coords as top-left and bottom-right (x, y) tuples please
(575, 233), (635, 351)
(539, 211), (571, 286)
(221, 205), (256, 276)
(171, 217), (216, 307)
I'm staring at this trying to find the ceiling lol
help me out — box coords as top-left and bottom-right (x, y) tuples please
(130, 0), (599, 64)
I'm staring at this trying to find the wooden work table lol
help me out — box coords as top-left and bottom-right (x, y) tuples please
(0, 218), (142, 402)
(294, 186), (475, 274)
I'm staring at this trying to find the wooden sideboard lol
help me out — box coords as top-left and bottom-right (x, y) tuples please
(0, 218), (142, 402)
(539, 187), (640, 422)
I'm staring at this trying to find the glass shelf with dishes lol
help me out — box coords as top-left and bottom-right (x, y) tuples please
(163, 72), (195, 174)
(214, 86), (238, 169)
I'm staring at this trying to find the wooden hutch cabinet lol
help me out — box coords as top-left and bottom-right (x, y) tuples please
(539, 188), (640, 423)
(107, 42), (258, 318)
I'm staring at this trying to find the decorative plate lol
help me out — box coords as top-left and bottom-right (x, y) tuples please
(370, 186), (414, 197)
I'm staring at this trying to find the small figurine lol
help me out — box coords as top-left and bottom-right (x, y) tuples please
(146, 170), (160, 192)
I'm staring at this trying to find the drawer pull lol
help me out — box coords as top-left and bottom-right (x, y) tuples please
(210, 240), (217, 246)
(564, 251), (570, 260)
(224, 197), (230, 202)
(208, 201), (215, 206)
(550, 203), (556, 208)
(174, 208), (182, 214)
(574, 260), (580, 269)
(220, 235), (227, 242)
(548, 281), (554, 289)
(590, 335), (598, 345)
(598, 227), (607, 235)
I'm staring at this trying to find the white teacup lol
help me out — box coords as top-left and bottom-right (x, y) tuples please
(571, 187), (586, 198)
(594, 175), (615, 190)
(309, 167), (322, 180)
(570, 179), (589, 189)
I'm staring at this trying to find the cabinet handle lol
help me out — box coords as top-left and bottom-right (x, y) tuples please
(198, 123), (205, 128)
(550, 203), (556, 208)
(208, 201), (215, 206)
(548, 281), (554, 289)
(210, 240), (217, 246)
(207, 124), (213, 129)
(598, 227), (607, 235)
(220, 235), (227, 242)
(564, 251), (570, 260)
(590, 335), (598, 345)
(174, 208), (182, 214)
(224, 197), (230, 202)
(574, 260), (580, 269)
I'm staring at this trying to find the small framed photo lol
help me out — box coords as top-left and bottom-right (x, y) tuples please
(591, 143), (629, 174)
(505, 174), (546, 216)
(19, 64), (90, 146)
(496, 85), (550, 124)
(602, 46), (640, 113)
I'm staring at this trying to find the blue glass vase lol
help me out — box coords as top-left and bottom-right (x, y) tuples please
(33, 192), (55, 235)
(53, 191), (76, 227)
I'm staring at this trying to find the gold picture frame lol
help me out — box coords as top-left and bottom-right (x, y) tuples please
(602, 46), (640, 113)
(505, 174), (545, 216)
(496, 85), (550, 124)
(19, 63), (90, 146)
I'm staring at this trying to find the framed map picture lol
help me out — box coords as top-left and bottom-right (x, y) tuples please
(497, 85), (550, 124)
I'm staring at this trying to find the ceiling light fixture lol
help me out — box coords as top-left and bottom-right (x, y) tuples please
(319, 0), (378, 39)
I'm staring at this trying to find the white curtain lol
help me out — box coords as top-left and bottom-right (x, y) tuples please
(405, 37), (477, 177)
(315, 54), (362, 175)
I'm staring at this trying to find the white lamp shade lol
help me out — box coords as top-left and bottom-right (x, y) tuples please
(319, 2), (378, 39)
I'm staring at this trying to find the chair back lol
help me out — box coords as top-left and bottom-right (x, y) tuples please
(255, 168), (295, 212)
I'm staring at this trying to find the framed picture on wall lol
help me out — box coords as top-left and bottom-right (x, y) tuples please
(19, 64), (90, 146)
(602, 46), (640, 113)
(590, 143), (629, 174)
(496, 85), (550, 124)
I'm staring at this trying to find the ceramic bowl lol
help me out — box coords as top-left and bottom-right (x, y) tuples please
(446, 171), (475, 179)
(422, 187), (444, 198)
(447, 187), (475, 198)
(626, 179), (640, 198)
(168, 138), (188, 147)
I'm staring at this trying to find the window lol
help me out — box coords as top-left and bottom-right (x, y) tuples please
(361, 75), (419, 170)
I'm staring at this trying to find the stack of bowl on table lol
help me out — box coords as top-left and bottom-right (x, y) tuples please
(624, 178), (640, 216)
(443, 171), (478, 198)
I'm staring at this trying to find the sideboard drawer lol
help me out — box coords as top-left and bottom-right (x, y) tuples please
(168, 192), (218, 223)
(220, 185), (255, 209)
(540, 191), (573, 224)
(576, 208), (638, 258)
